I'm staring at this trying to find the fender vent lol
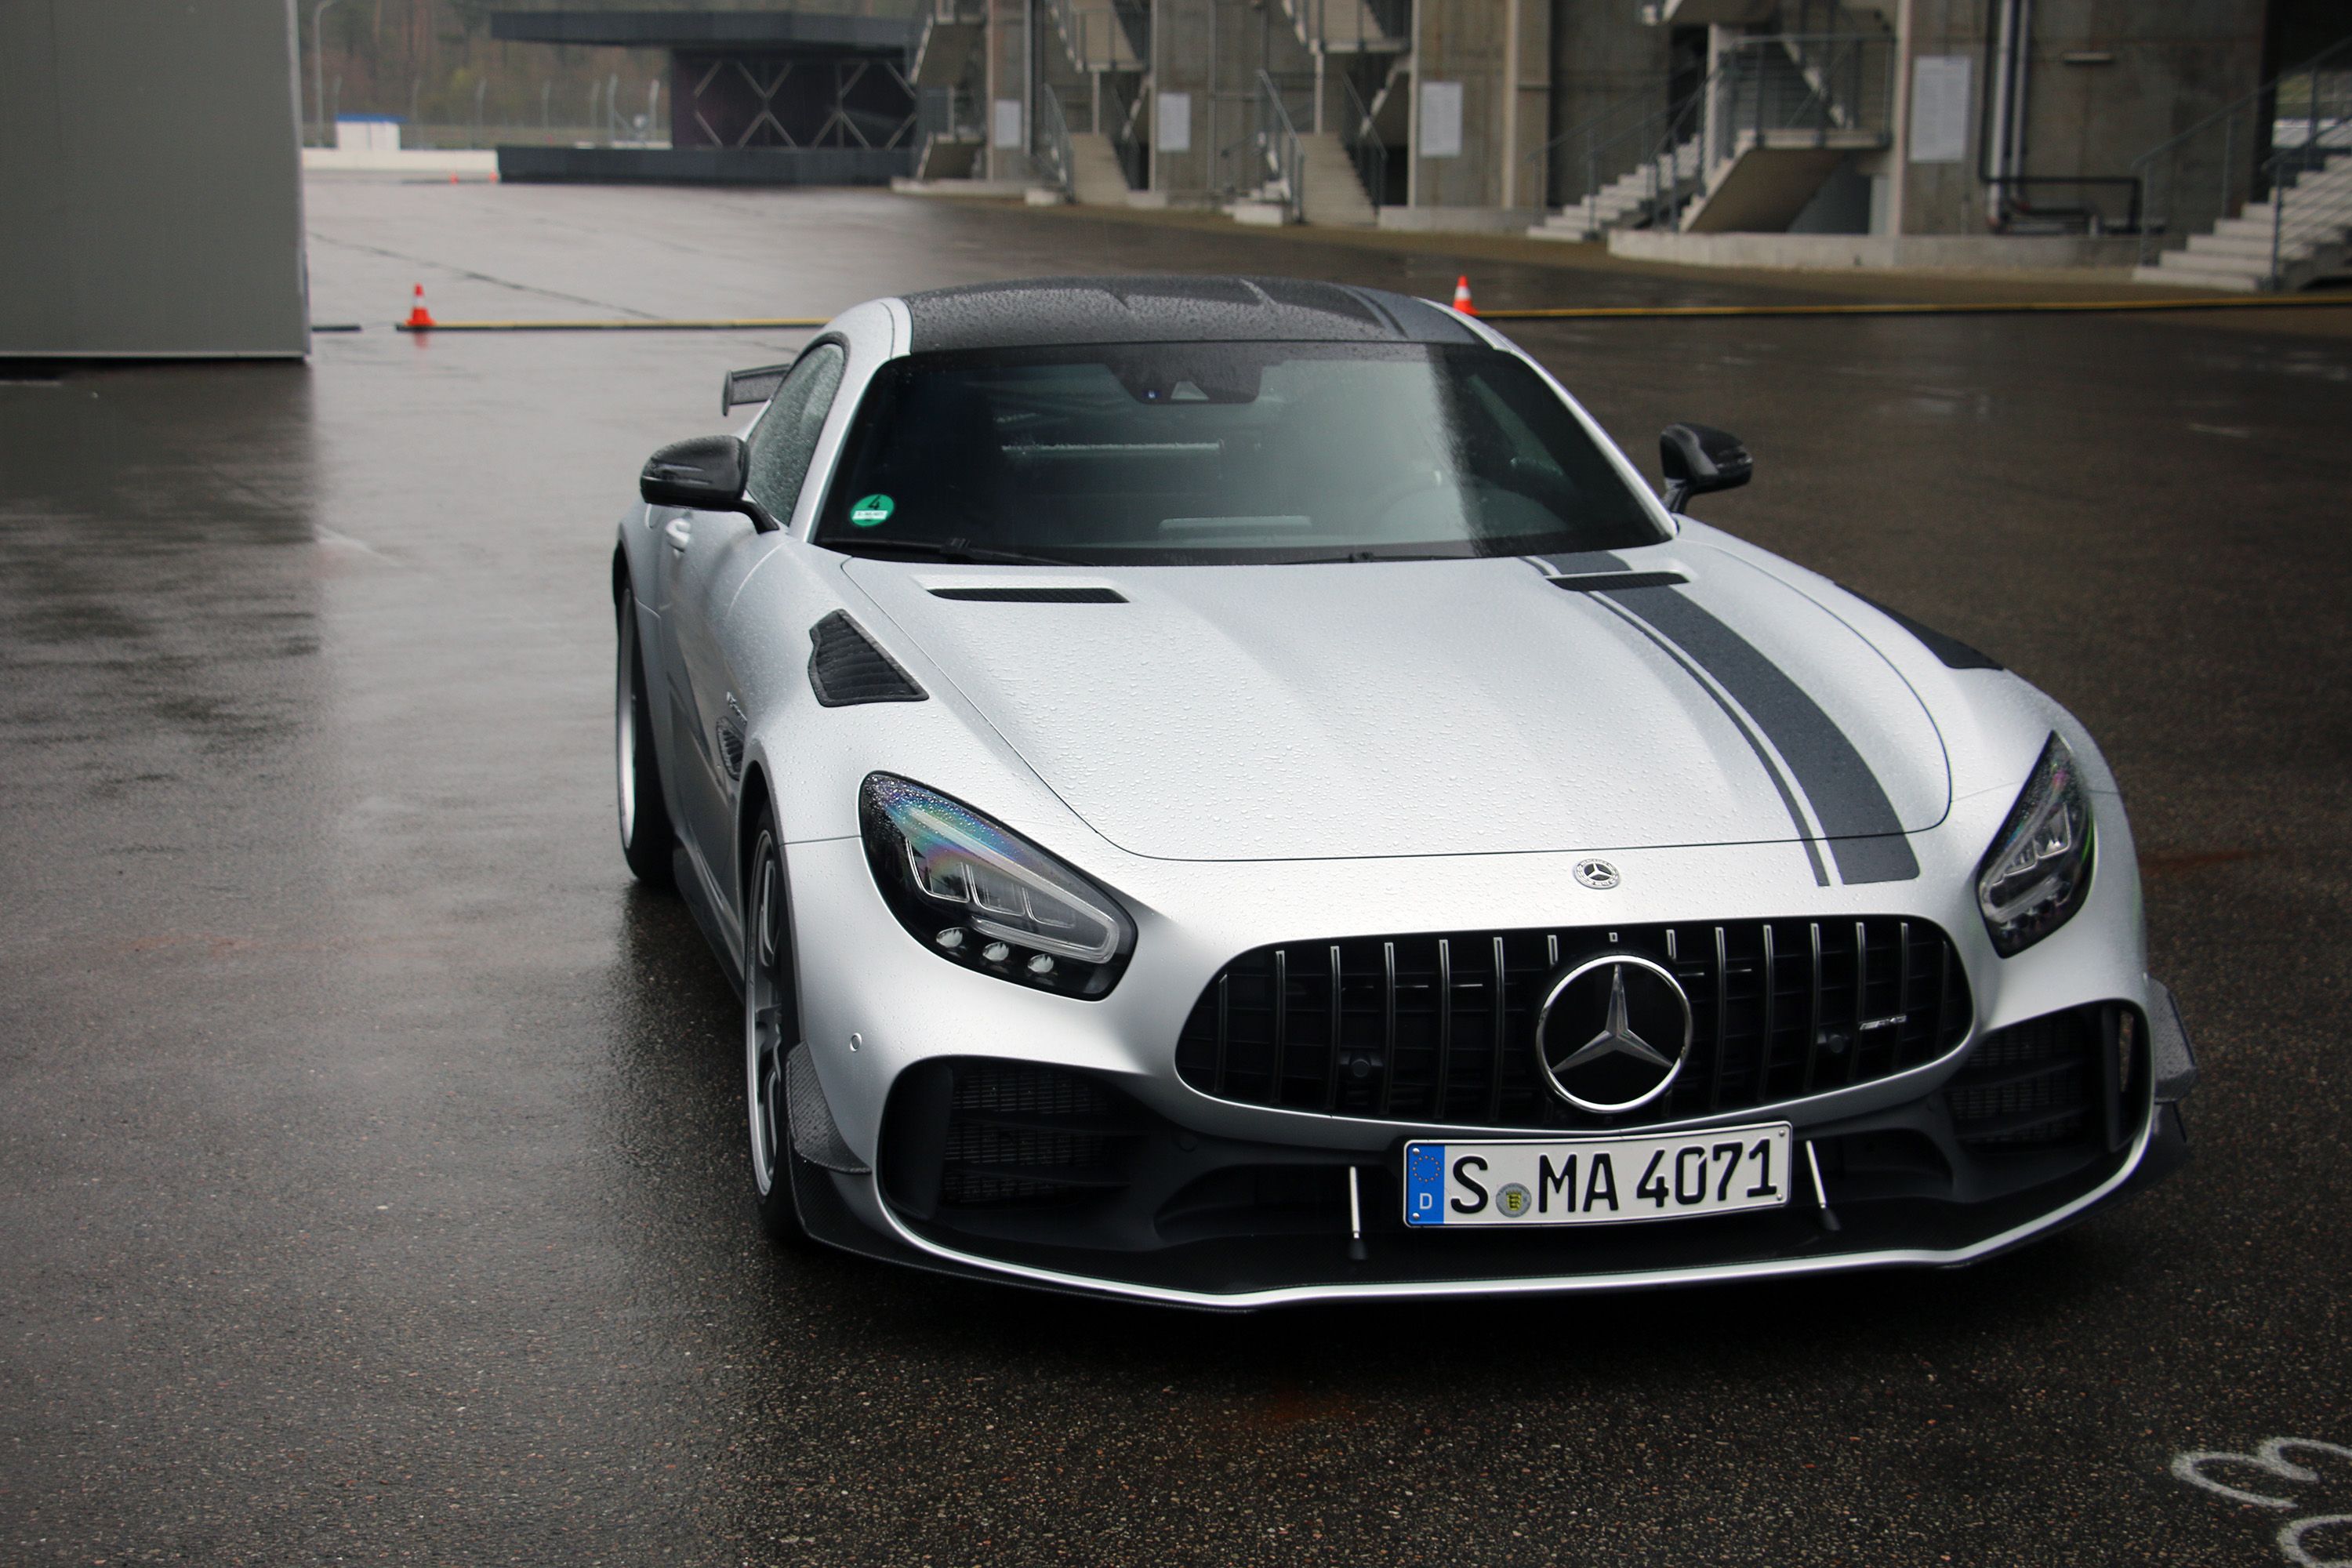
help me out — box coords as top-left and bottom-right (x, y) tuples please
(808, 611), (926, 707)
(927, 586), (1127, 604)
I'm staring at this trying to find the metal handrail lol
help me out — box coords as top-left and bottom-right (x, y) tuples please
(1104, 72), (1146, 191)
(1035, 83), (1076, 194)
(2132, 34), (2352, 180)
(1293, 0), (1406, 53)
(1536, 33), (1890, 235)
(2261, 139), (2352, 289)
(2132, 33), (2352, 264)
(1041, 0), (1149, 71)
(1258, 69), (1306, 223)
(1339, 70), (1386, 211)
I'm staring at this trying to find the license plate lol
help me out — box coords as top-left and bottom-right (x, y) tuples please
(1403, 1123), (1793, 1228)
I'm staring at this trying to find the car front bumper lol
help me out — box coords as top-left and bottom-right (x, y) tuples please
(773, 831), (2197, 1308)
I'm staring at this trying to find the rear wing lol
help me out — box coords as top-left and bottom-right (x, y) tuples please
(722, 361), (794, 414)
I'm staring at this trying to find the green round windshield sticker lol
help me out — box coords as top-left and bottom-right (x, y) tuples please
(849, 493), (895, 528)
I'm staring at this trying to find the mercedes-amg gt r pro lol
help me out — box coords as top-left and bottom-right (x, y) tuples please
(613, 275), (2197, 1307)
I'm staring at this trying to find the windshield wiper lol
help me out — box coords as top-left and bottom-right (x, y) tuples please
(823, 536), (1080, 568)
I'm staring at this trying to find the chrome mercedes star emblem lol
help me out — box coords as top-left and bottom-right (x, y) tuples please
(1535, 954), (1693, 1114)
(1573, 859), (1620, 891)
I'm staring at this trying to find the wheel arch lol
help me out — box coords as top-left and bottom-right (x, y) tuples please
(736, 760), (775, 920)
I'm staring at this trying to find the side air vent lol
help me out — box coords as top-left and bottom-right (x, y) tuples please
(808, 611), (926, 707)
(1552, 572), (1689, 593)
(928, 586), (1128, 604)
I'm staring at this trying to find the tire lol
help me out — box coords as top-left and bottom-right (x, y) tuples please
(615, 584), (676, 887)
(745, 812), (810, 1243)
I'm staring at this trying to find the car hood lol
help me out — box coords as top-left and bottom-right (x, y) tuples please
(843, 553), (1949, 869)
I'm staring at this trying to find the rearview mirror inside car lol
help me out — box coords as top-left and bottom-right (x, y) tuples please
(639, 435), (776, 532)
(1659, 423), (1752, 514)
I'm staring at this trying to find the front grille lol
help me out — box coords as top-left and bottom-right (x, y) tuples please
(1942, 1008), (2099, 1152)
(937, 1061), (1143, 1210)
(1174, 918), (1971, 1130)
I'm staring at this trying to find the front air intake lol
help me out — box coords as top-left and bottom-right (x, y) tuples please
(1174, 918), (1973, 1131)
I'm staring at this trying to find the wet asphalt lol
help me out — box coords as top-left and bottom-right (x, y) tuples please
(3, 176), (2349, 1566)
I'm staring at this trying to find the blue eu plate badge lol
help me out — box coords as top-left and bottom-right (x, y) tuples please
(1406, 1143), (1448, 1226)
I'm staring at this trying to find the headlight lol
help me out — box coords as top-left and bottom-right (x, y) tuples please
(859, 774), (1134, 996)
(1976, 733), (2095, 956)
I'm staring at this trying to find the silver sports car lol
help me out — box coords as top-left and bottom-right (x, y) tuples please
(613, 275), (2196, 1307)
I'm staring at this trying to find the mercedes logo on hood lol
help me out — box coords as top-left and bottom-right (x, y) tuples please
(1535, 954), (1694, 1114)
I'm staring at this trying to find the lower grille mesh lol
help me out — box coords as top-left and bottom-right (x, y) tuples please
(1942, 1009), (2099, 1152)
(938, 1062), (1141, 1210)
(1174, 918), (1971, 1131)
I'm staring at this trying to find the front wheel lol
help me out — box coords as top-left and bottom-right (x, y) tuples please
(745, 815), (808, 1242)
(615, 583), (676, 887)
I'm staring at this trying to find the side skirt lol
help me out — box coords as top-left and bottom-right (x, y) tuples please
(672, 844), (746, 1000)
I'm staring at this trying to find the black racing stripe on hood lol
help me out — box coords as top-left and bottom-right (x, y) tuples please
(1590, 594), (1831, 888)
(1606, 585), (1921, 885)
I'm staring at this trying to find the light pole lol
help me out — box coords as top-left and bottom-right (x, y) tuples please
(311, 0), (347, 147)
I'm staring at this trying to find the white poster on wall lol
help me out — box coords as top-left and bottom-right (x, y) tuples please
(993, 98), (1024, 150)
(1157, 92), (1192, 154)
(1907, 56), (1973, 164)
(1420, 81), (1463, 159)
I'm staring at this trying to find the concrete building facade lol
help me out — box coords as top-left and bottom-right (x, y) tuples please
(906, 0), (2336, 275)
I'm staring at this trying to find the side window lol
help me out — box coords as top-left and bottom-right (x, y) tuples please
(744, 343), (848, 526)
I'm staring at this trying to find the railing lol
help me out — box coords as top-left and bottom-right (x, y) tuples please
(1700, 33), (1893, 167)
(1286, 0), (1410, 53)
(1523, 83), (1683, 234)
(2255, 140), (2352, 289)
(1035, 83), (1076, 195)
(1258, 71), (1306, 223)
(1340, 71), (1387, 212)
(1043, 0), (1149, 71)
(916, 85), (983, 147)
(1104, 72), (1147, 191)
(1214, 71), (1311, 220)
(1532, 31), (1891, 237)
(2132, 34), (2352, 267)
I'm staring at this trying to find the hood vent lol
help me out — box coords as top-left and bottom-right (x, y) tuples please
(1552, 571), (1688, 593)
(928, 586), (1127, 604)
(808, 611), (926, 707)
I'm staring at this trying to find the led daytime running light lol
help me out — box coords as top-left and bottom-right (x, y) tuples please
(862, 775), (1131, 967)
(1975, 734), (2095, 956)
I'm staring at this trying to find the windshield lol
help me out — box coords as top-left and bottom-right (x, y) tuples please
(810, 342), (1665, 564)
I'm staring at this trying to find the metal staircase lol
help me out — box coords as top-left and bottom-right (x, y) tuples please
(2132, 151), (2352, 292)
(1527, 3), (1891, 241)
(1275, 0), (1410, 56)
(2130, 37), (2352, 292)
(909, 2), (987, 182)
(1035, 0), (1147, 201)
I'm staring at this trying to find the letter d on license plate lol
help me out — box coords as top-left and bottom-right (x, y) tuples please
(1403, 1124), (1792, 1228)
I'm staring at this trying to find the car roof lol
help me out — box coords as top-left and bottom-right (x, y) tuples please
(897, 274), (1483, 354)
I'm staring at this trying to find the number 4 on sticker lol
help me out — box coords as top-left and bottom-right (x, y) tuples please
(850, 494), (895, 527)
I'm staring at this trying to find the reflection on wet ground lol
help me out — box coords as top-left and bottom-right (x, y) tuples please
(2, 177), (2347, 1564)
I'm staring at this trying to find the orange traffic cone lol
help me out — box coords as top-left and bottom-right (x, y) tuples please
(405, 284), (436, 331)
(1451, 275), (1477, 316)
(448, 170), (459, 184)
